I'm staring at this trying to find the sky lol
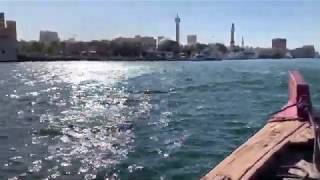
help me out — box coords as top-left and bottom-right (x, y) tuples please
(1, 0), (320, 50)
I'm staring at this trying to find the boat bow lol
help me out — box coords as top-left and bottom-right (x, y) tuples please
(202, 71), (318, 180)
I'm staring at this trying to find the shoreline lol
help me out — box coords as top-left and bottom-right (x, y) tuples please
(0, 55), (318, 63)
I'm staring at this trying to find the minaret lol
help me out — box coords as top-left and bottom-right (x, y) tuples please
(230, 23), (235, 47)
(241, 36), (244, 48)
(175, 14), (181, 45)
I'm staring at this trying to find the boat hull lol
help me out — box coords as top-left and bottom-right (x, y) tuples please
(202, 71), (316, 180)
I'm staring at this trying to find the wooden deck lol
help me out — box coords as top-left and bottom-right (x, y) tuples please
(202, 120), (312, 180)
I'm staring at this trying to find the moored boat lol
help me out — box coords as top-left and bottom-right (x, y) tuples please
(202, 71), (320, 180)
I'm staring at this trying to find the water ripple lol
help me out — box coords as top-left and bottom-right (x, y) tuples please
(0, 60), (320, 179)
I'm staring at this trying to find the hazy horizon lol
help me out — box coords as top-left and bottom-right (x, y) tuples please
(2, 0), (320, 51)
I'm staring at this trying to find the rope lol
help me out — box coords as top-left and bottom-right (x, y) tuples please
(295, 96), (320, 173)
(268, 96), (310, 123)
(268, 103), (298, 117)
(307, 111), (320, 172)
(270, 96), (320, 178)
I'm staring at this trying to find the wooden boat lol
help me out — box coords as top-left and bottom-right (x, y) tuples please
(202, 71), (320, 180)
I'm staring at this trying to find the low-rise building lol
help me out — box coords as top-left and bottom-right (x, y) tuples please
(256, 48), (286, 59)
(64, 41), (87, 56)
(290, 45), (315, 58)
(0, 12), (17, 61)
(114, 36), (156, 52)
(39, 30), (60, 43)
(134, 35), (157, 51)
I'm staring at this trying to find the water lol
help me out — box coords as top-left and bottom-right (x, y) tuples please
(0, 59), (320, 180)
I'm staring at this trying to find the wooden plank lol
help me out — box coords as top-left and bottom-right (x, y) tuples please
(202, 120), (307, 180)
(202, 71), (314, 180)
(289, 123), (312, 144)
(241, 122), (311, 180)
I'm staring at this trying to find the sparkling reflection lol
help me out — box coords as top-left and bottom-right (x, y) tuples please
(4, 62), (155, 179)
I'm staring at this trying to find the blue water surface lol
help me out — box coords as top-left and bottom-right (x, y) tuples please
(0, 59), (319, 180)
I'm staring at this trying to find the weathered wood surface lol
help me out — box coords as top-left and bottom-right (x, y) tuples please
(202, 120), (310, 180)
(202, 71), (314, 180)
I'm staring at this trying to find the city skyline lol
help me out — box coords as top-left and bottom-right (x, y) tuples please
(1, 1), (320, 50)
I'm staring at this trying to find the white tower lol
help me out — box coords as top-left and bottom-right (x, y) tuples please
(175, 14), (180, 45)
(230, 23), (235, 47)
(241, 36), (244, 48)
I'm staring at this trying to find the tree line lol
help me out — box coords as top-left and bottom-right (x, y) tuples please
(18, 39), (229, 58)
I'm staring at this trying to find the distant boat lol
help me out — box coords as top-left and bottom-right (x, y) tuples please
(202, 71), (320, 180)
(224, 50), (257, 60)
(190, 54), (221, 61)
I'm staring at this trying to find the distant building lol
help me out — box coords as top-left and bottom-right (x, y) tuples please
(39, 30), (60, 43)
(0, 12), (17, 61)
(136, 36), (157, 51)
(187, 35), (197, 45)
(64, 41), (86, 55)
(114, 36), (157, 52)
(272, 38), (287, 50)
(290, 45), (315, 58)
(256, 48), (286, 59)
(157, 39), (179, 53)
(175, 14), (180, 45)
(230, 23), (235, 47)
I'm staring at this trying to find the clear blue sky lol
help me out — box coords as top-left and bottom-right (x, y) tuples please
(1, 0), (320, 50)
